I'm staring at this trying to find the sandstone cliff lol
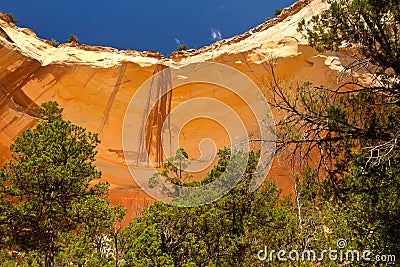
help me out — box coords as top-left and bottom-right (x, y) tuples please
(0, 0), (353, 224)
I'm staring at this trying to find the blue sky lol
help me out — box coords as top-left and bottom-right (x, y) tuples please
(1, 0), (297, 56)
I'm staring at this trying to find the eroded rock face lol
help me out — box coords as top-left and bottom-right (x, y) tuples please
(0, 0), (354, 224)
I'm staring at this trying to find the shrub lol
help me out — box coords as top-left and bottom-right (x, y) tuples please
(68, 34), (79, 45)
(265, 17), (272, 22)
(274, 8), (282, 17)
(4, 13), (17, 24)
(177, 44), (189, 51)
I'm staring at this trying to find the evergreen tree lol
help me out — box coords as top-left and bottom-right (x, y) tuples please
(265, 0), (400, 262)
(298, 0), (400, 75)
(0, 102), (124, 267)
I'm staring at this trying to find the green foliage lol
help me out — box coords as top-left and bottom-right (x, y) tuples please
(274, 8), (282, 17)
(68, 34), (80, 45)
(298, 0), (400, 74)
(4, 13), (17, 24)
(291, 154), (400, 265)
(333, 153), (400, 257)
(121, 148), (299, 266)
(149, 148), (193, 197)
(265, 17), (272, 22)
(177, 44), (189, 51)
(0, 101), (124, 266)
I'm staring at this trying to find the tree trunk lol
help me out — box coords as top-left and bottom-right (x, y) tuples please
(114, 230), (119, 267)
(45, 239), (54, 267)
(294, 179), (303, 233)
(45, 222), (55, 267)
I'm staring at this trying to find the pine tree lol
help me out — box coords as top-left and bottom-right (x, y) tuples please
(0, 102), (124, 266)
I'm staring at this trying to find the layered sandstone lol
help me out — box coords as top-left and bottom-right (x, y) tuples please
(0, 0), (354, 224)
